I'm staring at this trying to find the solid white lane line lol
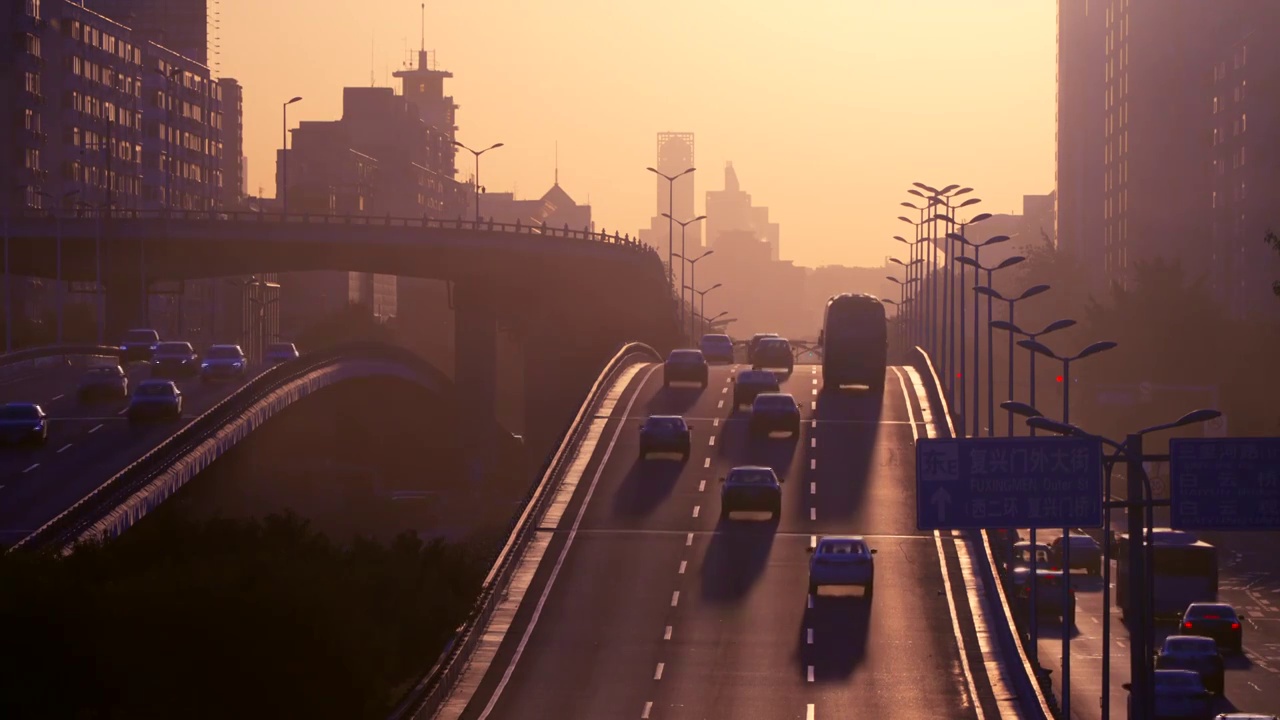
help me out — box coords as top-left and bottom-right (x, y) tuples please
(23, 463), (39, 473)
(642, 701), (653, 718)
(692, 506), (700, 518)
(679, 560), (687, 575)
(654, 663), (664, 680)
(809, 507), (816, 521)
(703, 458), (710, 468)
(51, 394), (64, 400)
(807, 704), (815, 720)
(671, 591), (680, 607)
(810, 437), (816, 448)
(807, 665), (815, 682)
(810, 482), (816, 495)
(708, 436), (715, 446)
(807, 628), (814, 644)
(664, 625), (672, 640)
(476, 364), (657, 719)
(809, 458), (816, 470)
(89, 424), (102, 433)
(686, 533), (694, 546)
(58, 443), (72, 453)
(698, 480), (706, 492)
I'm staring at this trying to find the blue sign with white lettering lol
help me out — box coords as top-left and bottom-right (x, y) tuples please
(1169, 438), (1280, 531)
(916, 437), (1105, 530)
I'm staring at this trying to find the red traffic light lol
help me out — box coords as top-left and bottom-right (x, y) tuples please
(1055, 375), (1064, 383)
(956, 372), (962, 378)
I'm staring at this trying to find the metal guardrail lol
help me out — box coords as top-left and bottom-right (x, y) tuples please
(385, 342), (663, 720)
(9, 342), (481, 554)
(0, 344), (122, 382)
(912, 346), (1054, 720)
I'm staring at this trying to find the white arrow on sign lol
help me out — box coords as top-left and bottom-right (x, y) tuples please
(931, 487), (952, 522)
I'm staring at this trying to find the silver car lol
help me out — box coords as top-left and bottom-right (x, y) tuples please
(128, 379), (183, 422)
(200, 344), (248, 382)
(808, 535), (876, 596)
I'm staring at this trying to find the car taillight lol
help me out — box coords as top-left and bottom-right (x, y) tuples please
(1231, 622), (1240, 630)
(1184, 622), (1194, 629)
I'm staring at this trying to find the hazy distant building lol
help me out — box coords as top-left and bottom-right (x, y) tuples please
(87, 0), (208, 65)
(705, 162), (780, 261)
(639, 132), (700, 265)
(218, 77), (245, 209)
(471, 176), (592, 230)
(1055, 0), (1106, 288)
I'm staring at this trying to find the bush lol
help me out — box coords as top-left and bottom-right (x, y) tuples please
(0, 512), (486, 719)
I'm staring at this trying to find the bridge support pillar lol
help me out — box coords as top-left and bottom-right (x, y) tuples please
(454, 282), (499, 427)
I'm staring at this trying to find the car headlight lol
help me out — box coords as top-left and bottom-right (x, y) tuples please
(201, 362), (211, 369)
(233, 361), (243, 368)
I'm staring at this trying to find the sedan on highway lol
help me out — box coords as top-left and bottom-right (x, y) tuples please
(127, 379), (183, 422)
(699, 334), (735, 364)
(752, 337), (794, 372)
(719, 465), (782, 520)
(0, 402), (49, 446)
(663, 349), (709, 388)
(77, 365), (129, 402)
(1048, 532), (1103, 576)
(639, 415), (692, 460)
(200, 344), (248, 383)
(1009, 567), (1075, 627)
(808, 535), (876, 597)
(1180, 603), (1244, 653)
(746, 333), (779, 364)
(1003, 541), (1051, 575)
(265, 342), (301, 363)
(150, 341), (200, 379)
(1125, 669), (1213, 720)
(732, 369), (780, 409)
(119, 328), (161, 362)
(1156, 635), (1225, 694)
(749, 392), (801, 438)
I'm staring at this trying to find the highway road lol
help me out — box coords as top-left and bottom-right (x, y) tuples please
(0, 360), (263, 547)
(436, 362), (1009, 720)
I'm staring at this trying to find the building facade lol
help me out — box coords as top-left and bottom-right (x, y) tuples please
(704, 161), (780, 261)
(1055, 0), (1106, 288)
(86, 0), (208, 65)
(639, 132), (700, 265)
(217, 77), (244, 209)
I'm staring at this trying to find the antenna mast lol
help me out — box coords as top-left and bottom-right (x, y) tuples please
(555, 141), (559, 185)
(370, 33), (376, 86)
(420, 3), (426, 53)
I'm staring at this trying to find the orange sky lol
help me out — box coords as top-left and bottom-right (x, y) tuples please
(219, 1), (1056, 269)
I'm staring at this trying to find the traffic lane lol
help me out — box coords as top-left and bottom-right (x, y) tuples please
(0, 365), (87, 406)
(0, 372), (256, 541)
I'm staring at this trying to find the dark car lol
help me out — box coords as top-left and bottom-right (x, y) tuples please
(752, 337), (794, 372)
(119, 328), (161, 362)
(200, 344), (248, 382)
(265, 342), (300, 364)
(1181, 603), (1244, 653)
(699, 334), (735, 364)
(150, 341), (199, 378)
(127, 379), (184, 422)
(1127, 669), (1213, 720)
(749, 392), (801, 438)
(732, 369), (780, 409)
(1003, 541), (1051, 575)
(1156, 635), (1225, 694)
(0, 402), (49, 446)
(639, 415), (692, 460)
(1010, 568), (1075, 627)
(746, 333), (779, 364)
(663, 349), (708, 388)
(77, 365), (129, 402)
(719, 465), (782, 519)
(1049, 533), (1103, 576)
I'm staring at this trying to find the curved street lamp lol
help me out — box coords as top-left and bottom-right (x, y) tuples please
(954, 249), (1021, 436)
(649, 166), (696, 288)
(455, 140), (505, 224)
(975, 282), (1050, 436)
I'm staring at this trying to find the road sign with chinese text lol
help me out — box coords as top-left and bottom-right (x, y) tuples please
(1169, 438), (1280, 531)
(916, 437), (1105, 530)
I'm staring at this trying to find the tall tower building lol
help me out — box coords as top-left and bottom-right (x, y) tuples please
(1055, 0), (1106, 290)
(217, 77), (245, 210)
(87, 0), (209, 65)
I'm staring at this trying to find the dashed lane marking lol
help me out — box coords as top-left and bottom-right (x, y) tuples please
(664, 626), (672, 641)
(692, 506), (701, 518)
(810, 482), (816, 495)
(641, 701), (653, 719)
(23, 463), (39, 473)
(810, 401), (816, 410)
(810, 535), (817, 548)
(713, 418), (720, 427)
(807, 704), (815, 720)
(698, 480), (706, 492)
(51, 394), (64, 401)
(57, 443), (72, 453)
(717, 400), (724, 409)
(809, 507), (816, 521)
(807, 665), (814, 682)
(654, 663), (664, 680)
(686, 533), (694, 546)
(810, 437), (816, 448)
(807, 628), (814, 645)
(89, 424), (103, 433)
(810, 458), (816, 470)
(678, 561), (687, 575)
(703, 458), (711, 468)
(708, 436), (715, 446)
(671, 591), (680, 607)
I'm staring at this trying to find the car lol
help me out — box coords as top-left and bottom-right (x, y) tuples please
(1126, 669), (1213, 720)
(1003, 541), (1051, 575)
(127, 379), (183, 422)
(752, 337), (794, 372)
(1009, 567), (1076, 627)
(1156, 635), (1225, 694)
(200, 344), (248, 382)
(0, 402), (49, 446)
(699, 334), (735, 364)
(150, 341), (200, 378)
(732, 369), (780, 408)
(663, 349), (708, 388)
(639, 415), (692, 459)
(746, 333), (779, 364)
(808, 535), (877, 596)
(719, 465), (782, 519)
(1049, 532), (1103, 576)
(119, 328), (161, 362)
(749, 392), (801, 437)
(265, 342), (300, 363)
(77, 365), (129, 402)
(1180, 603), (1244, 653)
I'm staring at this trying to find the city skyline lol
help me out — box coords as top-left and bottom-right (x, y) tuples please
(219, 0), (1056, 269)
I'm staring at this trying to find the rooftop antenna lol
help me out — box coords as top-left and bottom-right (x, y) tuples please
(554, 141), (559, 185)
(370, 33), (376, 86)
(421, 3), (426, 53)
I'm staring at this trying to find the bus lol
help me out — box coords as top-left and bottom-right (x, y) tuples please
(1116, 527), (1218, 621)
(820, 293), (888, 391)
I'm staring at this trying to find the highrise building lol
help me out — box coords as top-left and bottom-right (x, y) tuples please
(639, 132), (700, 264)
(87, 0), (208, 65)
(217, 77), (245, 209)
(704, 162), (780, 260)
(1055, 0), (1106, 286)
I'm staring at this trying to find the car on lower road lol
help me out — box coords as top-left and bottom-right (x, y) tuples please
(150, 341), (199, 379)
(265, 342), (301, 364)
(119, 328), (161, 362)
(127, 379), (183, 422)
(1156, 635), (1225, 694)
(749, 392), (800, 438)
(200, 344), (248, 382)
(1003, 541), (1051, 575)
(1048, 532), (1103, 575)
(732, 369), (780, 409)
(663, 349), (708, 388)
(1009, 567), (1076, 627)
(719, 465), (782, 519)
(0, 402), (49, 446)
(639, 415), (692, 460)
(808, 535), (876, 597)
(1180, 602), (1244, 653)
(77, 365), (129, 402)
(699, 334), (735, 364)
(746, 333), (779, 364)
(1126, 669), (1213, 720)
(752, 337), (794, 372)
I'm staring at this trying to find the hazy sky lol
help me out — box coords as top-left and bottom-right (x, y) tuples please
(220, 1), (1055, 269)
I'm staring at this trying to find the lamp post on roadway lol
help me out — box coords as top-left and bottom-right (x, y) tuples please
(888, 255), (923, 349)
(976, 283), (1051, 436)
(454, 140), (505, 225)
(665, 214), (707, 333)
(916, 185), (977, 393)
(704, 310), (729, 335)
(954, 251), (1023, 436)
(932, 213), (993, 436)
(893, 233), (928, 349)
(649, 166), (695, 290)
(683, 281), (721, 340)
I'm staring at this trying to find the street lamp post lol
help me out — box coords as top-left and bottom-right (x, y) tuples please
(705, 310), (729, 335)
(281, 96), (303, 217)
(888, 255), (923, 348)
(683, 282), (721, 339)
(885, 273), (918, 358)
(976, 283), (1051, 436)
(935, 214), (994, 436)
(454, 140), (505, 224)
(882, 296), (914, 359)
(916, 185), (976, 393)
(892, 235), (927, 349)
(954, 251), (1022, 436)
(665, 214), (707, 334)
(649, 166), (696, 290)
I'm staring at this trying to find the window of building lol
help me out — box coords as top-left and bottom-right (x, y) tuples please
(1241, 113), (1247, 133)
(1240, 145), (1246, 166)
(25, 0), (40, 18)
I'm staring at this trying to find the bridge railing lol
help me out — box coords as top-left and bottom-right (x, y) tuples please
(0, 344), (122, 382)
(7, 342), (475, 555)
(386, 341), (663, 720)
(7, 209), (655, 253)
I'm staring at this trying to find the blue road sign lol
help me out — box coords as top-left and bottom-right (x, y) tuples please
(1169, 438), (1280, 531)
(916, 437), (1105, 531)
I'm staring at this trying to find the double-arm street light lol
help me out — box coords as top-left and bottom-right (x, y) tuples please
(674, 246), (713, 338)
(976, 283), (1051, 436)
(954, 250), (1022, 436)
(280, 96), (303, 217)
(665, 214), (707, 328)
(685, 284), (723, 337)
(1004, 403), (1221, 720)
(648, 166), (696, 289)
(932, 214), (993, 435)
(888, 256), (924, 348)
(893, 233), (928, 350)
(917, 185), (978, 385)
(454, 140), (505, 224)
(989, 318), (1077, 436)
